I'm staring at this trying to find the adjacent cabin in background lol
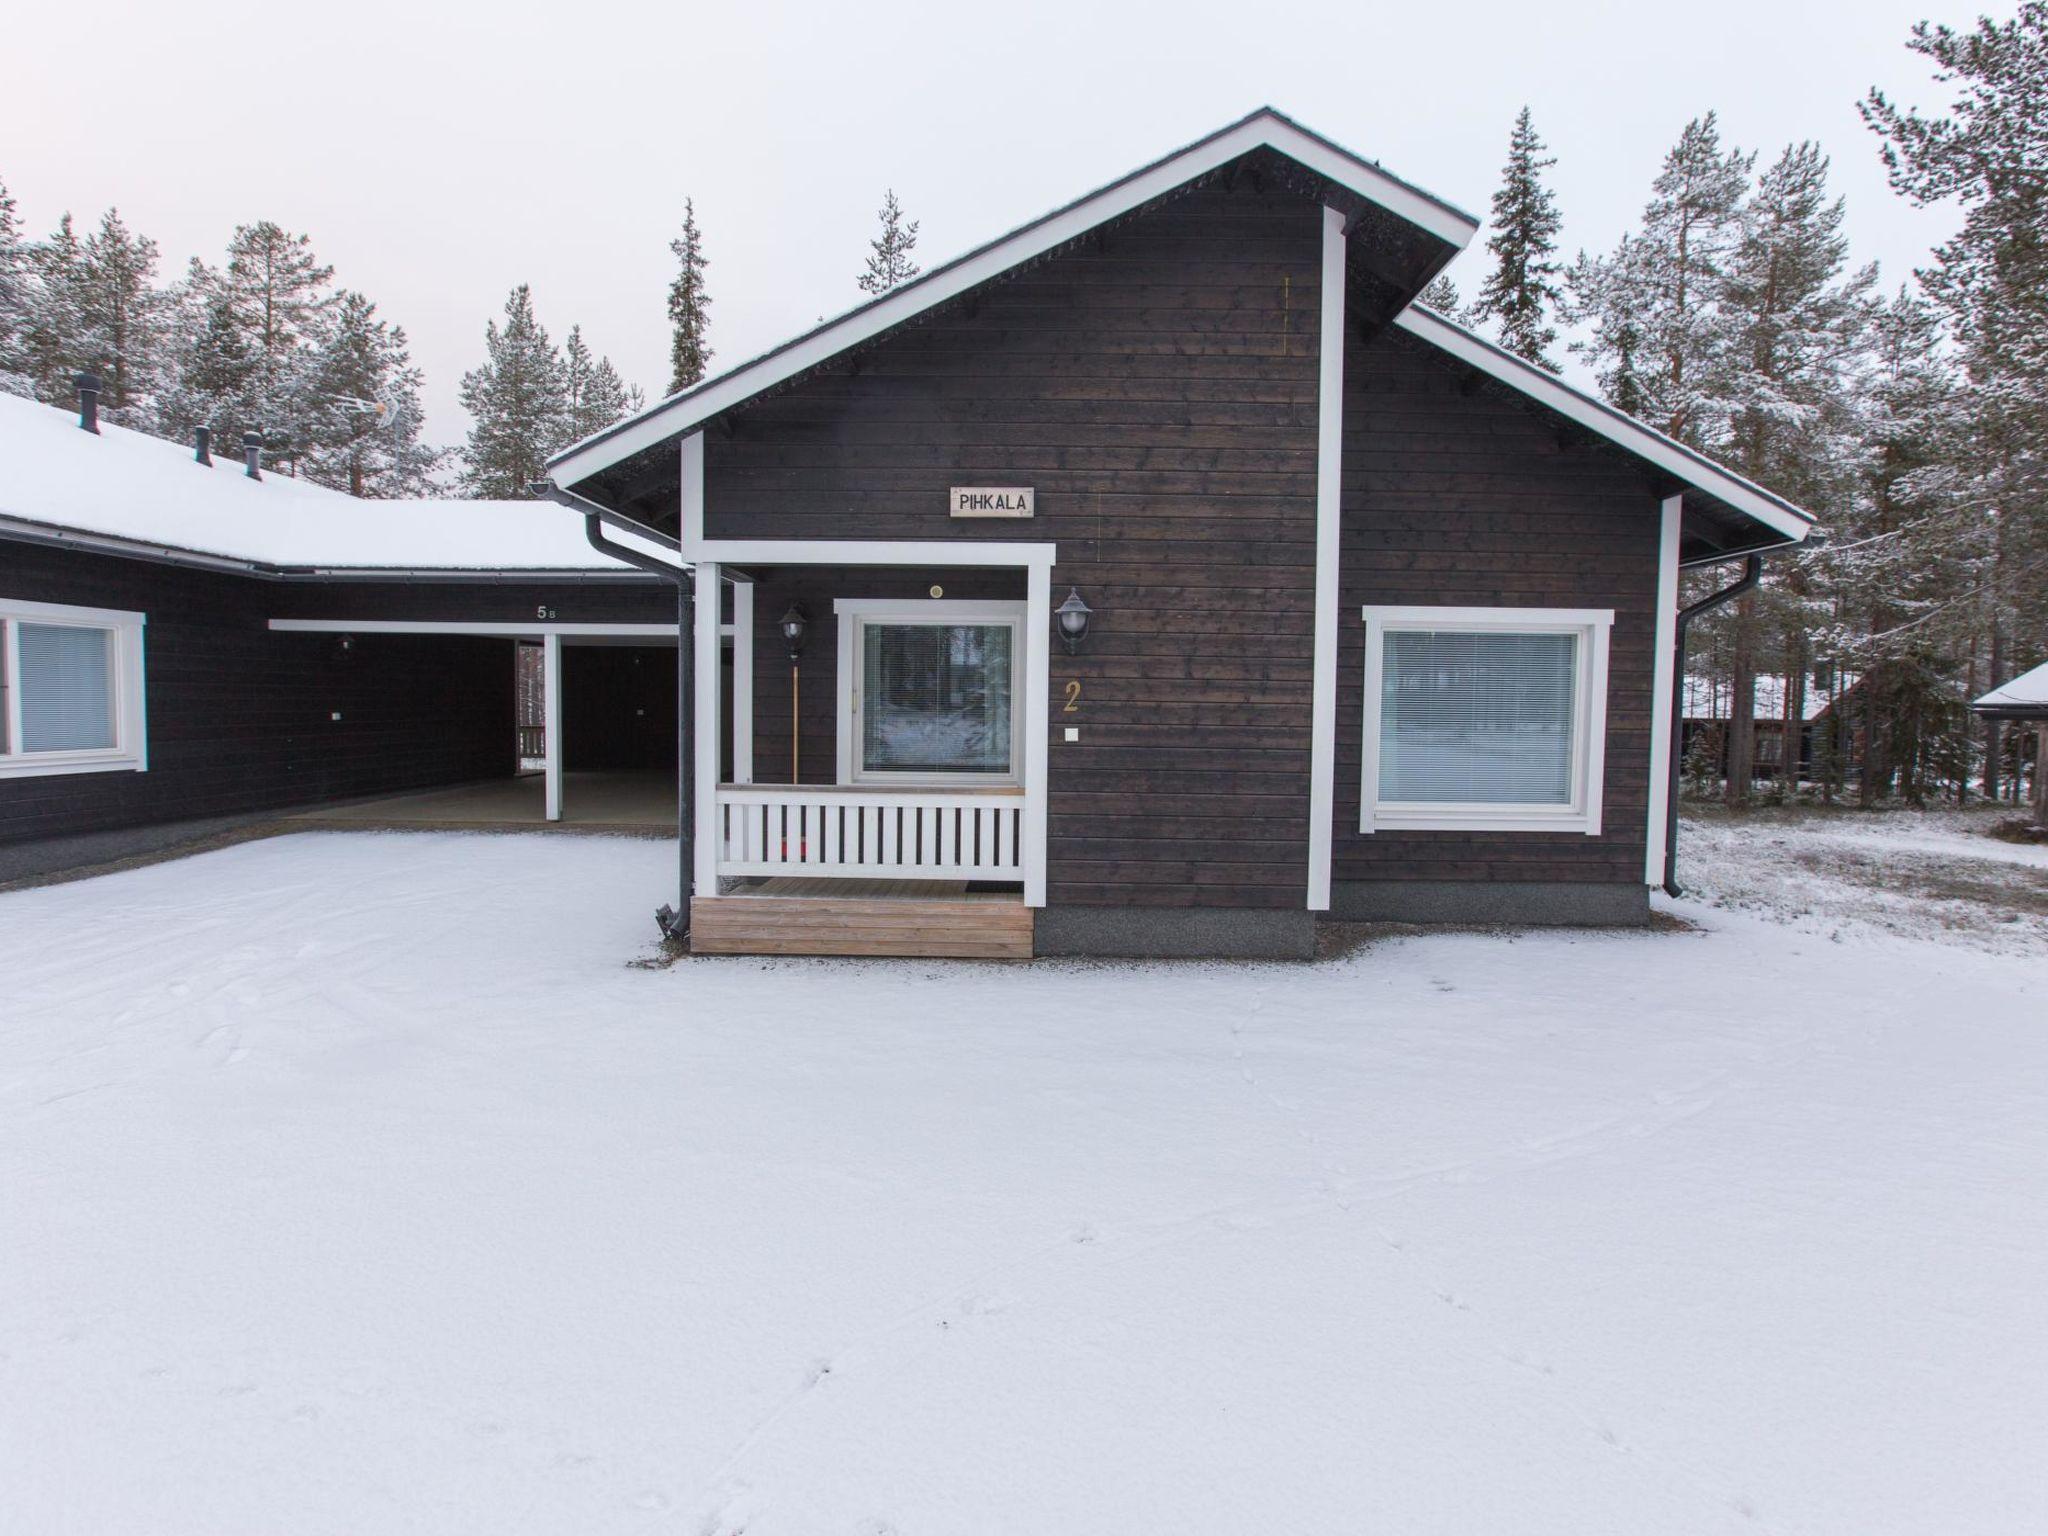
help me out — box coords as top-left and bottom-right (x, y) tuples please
(0, 387), (674, 878)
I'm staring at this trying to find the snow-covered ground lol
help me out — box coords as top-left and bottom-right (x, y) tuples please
(1678, 802), (2048, 955)
(2, 827), (2043, 1534)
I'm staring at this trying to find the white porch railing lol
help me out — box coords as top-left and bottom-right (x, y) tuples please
(713, 785), (1027, 882)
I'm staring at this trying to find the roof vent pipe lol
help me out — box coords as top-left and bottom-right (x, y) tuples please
(242, 431), (262, 481)
(194, 425), (212, 466)
(74, 372), (101, 434)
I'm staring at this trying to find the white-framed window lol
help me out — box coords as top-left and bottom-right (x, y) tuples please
(834, 599), (1025, 785)
(1360, 605), (1611, 834)
(0, 598), (148, 780)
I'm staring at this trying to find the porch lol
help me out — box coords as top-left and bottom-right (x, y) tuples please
(685, 551), (1054, 957)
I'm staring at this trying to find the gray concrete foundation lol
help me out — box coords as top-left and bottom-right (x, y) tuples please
(1034, 905), (1316, 960)
(1327, 880), (1650, 927)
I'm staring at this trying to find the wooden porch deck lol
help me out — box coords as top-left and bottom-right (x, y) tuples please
(689, 878), (1033, 959)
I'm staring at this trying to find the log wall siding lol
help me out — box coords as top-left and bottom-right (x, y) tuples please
(0, 543), (589, 845)
(1331, 327), (1661, 885)
(705, 186), (1327, 910)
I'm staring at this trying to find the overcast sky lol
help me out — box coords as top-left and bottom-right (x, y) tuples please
(2, 0), (1991, 449)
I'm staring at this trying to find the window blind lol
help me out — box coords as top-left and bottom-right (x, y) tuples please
(18, 623), (117, 752)
(861, 622), (1013, 774)
(1379, 629), (1576, 805)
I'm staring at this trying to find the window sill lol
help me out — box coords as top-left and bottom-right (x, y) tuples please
(0, 751), (146, 781)
(1363, 807), (1601, 835)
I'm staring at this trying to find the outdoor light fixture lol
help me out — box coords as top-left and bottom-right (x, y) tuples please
(780, 603), (809, 661)
(1055, 586), (1093, 655)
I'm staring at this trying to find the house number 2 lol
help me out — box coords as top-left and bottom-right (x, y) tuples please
(1063, 680), (1082, 713)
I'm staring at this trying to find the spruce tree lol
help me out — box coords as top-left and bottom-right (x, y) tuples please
(23, 212), (88, 405)
(458, 283), (567, 499)
(300, 291), (442, 497)
(156, 261), (256, 447)
(0, 175), (30, 396)
(858, 189), (920, 295)
(1471, 108), (1564, 367)
(561, 323), (644, 444)
(76, 209), (165, 423)
(666, 198), (712, 393)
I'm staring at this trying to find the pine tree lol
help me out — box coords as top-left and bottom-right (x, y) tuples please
(1471, 108), (1564, 367)
(1568, 114), (1753, 445)
(561, 323), (644, 444)
(156, 261), (256, 447)
(458, 283), (567, 499)
(299, 291), (443, 497)
(0, 175), (31, 397)
(1418, 273), (1463, 316)
(858, 189), (920, 295)
(666, 198), (712, 393)
(212, 221), (338, 470)
(1861, 3), (2048, 746)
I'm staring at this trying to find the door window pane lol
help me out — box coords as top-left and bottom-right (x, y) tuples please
(19, 623), (116, 752)
(1380, 630), (1576, 804)
(861, 622), (1013, 775)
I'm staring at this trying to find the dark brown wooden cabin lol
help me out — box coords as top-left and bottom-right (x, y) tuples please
(547, 108), (1816, 958)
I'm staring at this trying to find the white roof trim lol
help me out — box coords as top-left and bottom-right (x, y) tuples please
(1976, 659), (2048, 714)
(549, 107), (1478, 490)
(1392, 305), (1816, 544)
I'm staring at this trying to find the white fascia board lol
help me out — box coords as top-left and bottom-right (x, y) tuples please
(682, 539), (1056, 570)
(549, 111), (1478, 490)
(1392, 307), (1816, 545)
(268, 620), (679, 638)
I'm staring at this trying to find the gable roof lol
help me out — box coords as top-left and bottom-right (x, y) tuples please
(547, 106), (1479, 492)
(1976, 660), (2048, 719)
(0, 391), (666, 576)
(1392, 306), (1815, 547)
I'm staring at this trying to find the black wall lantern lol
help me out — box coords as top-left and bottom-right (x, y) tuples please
(1055, 587), (1093, 655)
(779, 603), (809, 662)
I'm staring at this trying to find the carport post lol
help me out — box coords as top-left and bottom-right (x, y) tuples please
(542, 632), (564, 822)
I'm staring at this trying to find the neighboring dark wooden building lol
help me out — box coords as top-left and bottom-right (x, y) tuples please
(544, 108), (1816, 958)
(0, 388), (675, 872)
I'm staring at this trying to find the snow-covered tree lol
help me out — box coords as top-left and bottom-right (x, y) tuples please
(858, 189), (920, 295)
(74, 209), (166, 423)
(562, 322), (643, 444)
(0, 175), (31, 397)
(1471, 108), (1564, 367)
(211, 221), (337, 469)
(21, 212), (88, 405)
(1861, 1), (2048, 791)
(666, 198), (712, 393)
(458, 283), (567, 499)
(299, 291), (443, 497)
(1569, 114), (1753, 446)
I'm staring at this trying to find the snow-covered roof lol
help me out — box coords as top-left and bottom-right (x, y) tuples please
(1976, 661), (2048, 718)
(1684, 673), (1856, 722)
(548, 106), (1479, 492)
(0, 391), (666, 574)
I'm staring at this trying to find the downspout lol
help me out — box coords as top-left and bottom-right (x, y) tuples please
(534, 481), (695, 941)
(1664, 553), (1762, 897)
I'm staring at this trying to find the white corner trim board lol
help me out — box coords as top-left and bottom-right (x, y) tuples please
(549, 109), (1477, 491)
(1393, 306), (1814, 545)
(0, 597), (149, 780)
(1644, 497), (1683, 884)
(1358, 605), (1613, 836)
(1306, 204), (1346, 912)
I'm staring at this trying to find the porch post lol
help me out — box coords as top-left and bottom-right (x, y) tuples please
(692, 560), (722, 898)
(1645, 495), (1683, 884)
(542, 631), (564, 823)
(730, 575), (754, 785)
(1024, 559), (1051, 907)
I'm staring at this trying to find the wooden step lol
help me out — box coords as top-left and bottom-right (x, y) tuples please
(689, 895), (1035, 959)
